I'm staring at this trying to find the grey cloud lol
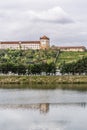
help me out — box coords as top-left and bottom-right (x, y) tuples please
(0, 6), (74, 40)
(0, 6), (74, 24)
(0, 0), (86, 47)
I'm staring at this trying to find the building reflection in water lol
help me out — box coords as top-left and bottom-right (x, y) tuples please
(0, 102), (86, 114)
(0, 103), (50, 114)
(39, 103), (49, 114)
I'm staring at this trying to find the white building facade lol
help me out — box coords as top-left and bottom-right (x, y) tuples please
(0, 36), (50, 50)
(0, 35), (86, 51)
(52, 46), (86, 52)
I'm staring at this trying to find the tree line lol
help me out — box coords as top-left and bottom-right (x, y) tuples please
(0, 49), (58, 75)
(0, 62), (56, 75)
(60, 57), (87, 75)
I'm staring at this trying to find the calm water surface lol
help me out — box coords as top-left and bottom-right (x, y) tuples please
(0, 87), (87, 130)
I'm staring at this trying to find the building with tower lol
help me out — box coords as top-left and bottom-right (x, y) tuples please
(0, 35), (50, 50)
(40, 36), (50, 49)
(0, 35), (86, 51)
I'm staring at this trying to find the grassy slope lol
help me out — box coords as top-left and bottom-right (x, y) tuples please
(57, 51), (87, 66)
(0, 49), (87, 67)
(24, 50), (87, 66)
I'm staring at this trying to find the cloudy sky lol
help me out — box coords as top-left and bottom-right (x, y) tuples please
(0, 0), (87, 46)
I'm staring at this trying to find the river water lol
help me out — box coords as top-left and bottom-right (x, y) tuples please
(0, 87), (87, 130)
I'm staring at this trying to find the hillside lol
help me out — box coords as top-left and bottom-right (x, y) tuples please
(0, 49), (57, 64)
(57, 51), (87, 66)
(0, 49), (87, 67)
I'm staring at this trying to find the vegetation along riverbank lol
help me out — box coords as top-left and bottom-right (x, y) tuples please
(1, 49), (87, 75)
(0, 49), (87, 88)
(0, 75), (87, 90)
(0, 75), (87, 85)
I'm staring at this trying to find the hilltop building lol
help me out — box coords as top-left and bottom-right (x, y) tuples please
(0, 35), (86, 51)
(0, 35), (50, 50)
(52, 46), (86, 52)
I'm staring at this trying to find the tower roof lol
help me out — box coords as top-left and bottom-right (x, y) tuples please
(40, 35), (49, 40)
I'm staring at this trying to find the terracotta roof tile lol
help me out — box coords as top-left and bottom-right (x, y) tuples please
(0, 41), (40, 44)
(53, 46), (86, 49)
(40, 35), (49, 40)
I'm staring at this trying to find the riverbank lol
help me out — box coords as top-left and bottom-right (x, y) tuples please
(0, 75), (87, 84)
(0, 75), (87, 90)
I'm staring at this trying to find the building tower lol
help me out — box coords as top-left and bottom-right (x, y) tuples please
(40, 35), (50, 49)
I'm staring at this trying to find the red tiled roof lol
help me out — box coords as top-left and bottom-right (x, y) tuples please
(53, 46), (86, 49)
(0, 41), (40, 44)
(40, 35), (49, 40)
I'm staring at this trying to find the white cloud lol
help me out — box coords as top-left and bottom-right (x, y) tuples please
(0, 6), (75, 41)
(0, 7), (74, 24)
(27, 7), (74, 24)
(0, 0), (87, 47)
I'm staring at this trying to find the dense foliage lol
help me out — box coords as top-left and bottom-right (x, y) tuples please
(60, 57), (87, 75)
(0, 49), (57, 75)
(0, 49), (87, 75)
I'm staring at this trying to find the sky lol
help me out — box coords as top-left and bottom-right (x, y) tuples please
(0, 0), (87, 46)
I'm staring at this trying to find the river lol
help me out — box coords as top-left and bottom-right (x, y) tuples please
(0, 86), (87, 130)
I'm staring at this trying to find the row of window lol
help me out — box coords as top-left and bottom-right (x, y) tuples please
(0, 44), (40, 49)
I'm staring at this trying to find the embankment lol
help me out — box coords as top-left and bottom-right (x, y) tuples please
(0, 75), (87, 90)
(0, 75), (87, 84)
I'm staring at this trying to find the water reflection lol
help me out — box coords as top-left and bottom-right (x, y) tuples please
(0, 102), (87, 113)
(0, 103), (49, 114)
(0, 88), (87, 130)
(0, 103), (87, 130)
